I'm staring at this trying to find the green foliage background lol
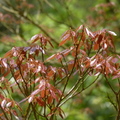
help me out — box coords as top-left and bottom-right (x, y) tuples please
(0, 0), (120, 119)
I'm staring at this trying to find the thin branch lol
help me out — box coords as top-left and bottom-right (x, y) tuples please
(59, 75), (100, 107)
(0, 105), (9, 120)
(31, 103), (38, 120)
(0, 2), (60, 47)
(104, 75), (117, 95)
(107, 93), (117, 111)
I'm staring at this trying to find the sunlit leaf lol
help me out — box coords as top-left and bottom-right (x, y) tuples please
(94, 43), (99, 50)
(36, 97), (45, 106)
(6, 102), (12, 108)
(97, 34), (103, 44)
(111, 57), (118, 63)
(59, 33), (71, 46)
(90, 59), (96, 67)
(76, 25), (83, 32)
(2, 58), (8, 68)
(29, 34), (39, 43)
(107, 31), (117, 36)
(47, 95), (53, 104)
(4, 50), (13, 58)
(1, 99), (7, 109)
(31, 89), (40, 96)
(46, 54), (56, 61)
(28, 96), (34, 103)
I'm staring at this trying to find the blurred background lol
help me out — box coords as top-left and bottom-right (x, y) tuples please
(0, 0), (120, 119)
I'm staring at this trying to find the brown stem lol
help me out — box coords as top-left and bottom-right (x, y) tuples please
(31, 103), (38, 120)
(0, 2), (60, 47)
(0, 105), (9, 120)
(116, 94), (120, 120)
